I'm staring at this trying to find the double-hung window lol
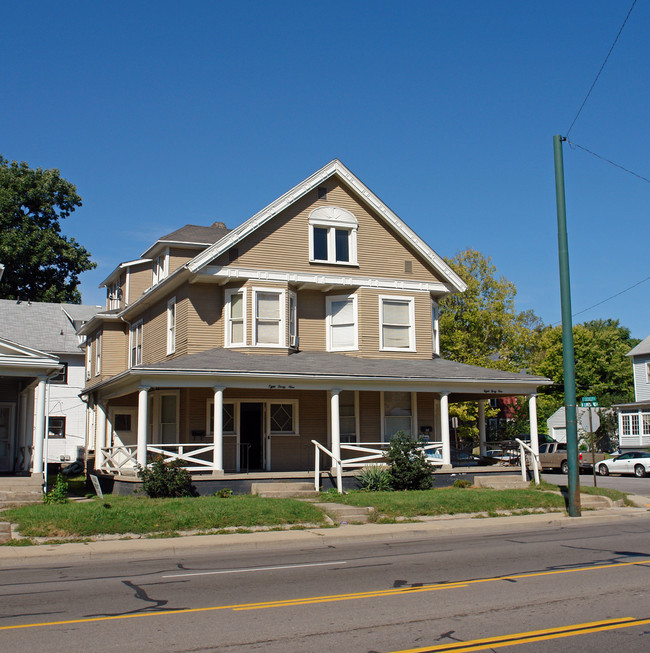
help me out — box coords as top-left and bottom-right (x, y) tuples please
(254, 289), (285, 347)
(152, 249), (169, 285)
(225, 288), (246, 347)
(308, 206), (358, 265)
(380, 296), (415, 351)
(431, 301), (440, 355)
(339, 390), (358, 443)
(130, 320), (143, 367)
(326, 295), (358, 351)
(166, 297), (176, 355)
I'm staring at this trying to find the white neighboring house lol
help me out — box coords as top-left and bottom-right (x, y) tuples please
(614, 334), (650, 452)
(0, 300), (102, 467)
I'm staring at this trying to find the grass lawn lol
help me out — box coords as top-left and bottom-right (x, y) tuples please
(320, 487), (567, 517)
(3, 495), (326, 538)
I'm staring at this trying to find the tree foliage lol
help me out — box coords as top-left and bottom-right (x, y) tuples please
(439, 249), (543, 372)
(0, 155), (95, 302)
(385, 432), (433, 490)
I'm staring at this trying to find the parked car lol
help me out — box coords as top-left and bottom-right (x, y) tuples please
(597, 452), (650, 478)
(538, 441), (607, 473)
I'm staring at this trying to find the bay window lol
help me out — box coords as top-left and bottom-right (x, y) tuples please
(130, 320), (143, 367)
(254, 289), (285, 347)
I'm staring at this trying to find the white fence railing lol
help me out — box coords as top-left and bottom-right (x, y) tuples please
(312, 440), (445, 493)
(99, 443), (217, 473)
(515, 438), (540, 485)
(100, 446), (138, 473)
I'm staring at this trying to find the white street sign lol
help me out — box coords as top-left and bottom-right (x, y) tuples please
(580, 408), (600, 433)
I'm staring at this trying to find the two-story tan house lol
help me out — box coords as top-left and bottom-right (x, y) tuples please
(79, 160), (549, 489)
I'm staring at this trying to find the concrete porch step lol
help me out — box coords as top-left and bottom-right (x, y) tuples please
(0, 522), (10, 544)
(313, 502), (374, 524)
(473, 475), (530, 490)
(0, 479), (42, 491)
(251, 482), (319, 498)
(0, 491), (43, 502)
(579, 493), (613, 510)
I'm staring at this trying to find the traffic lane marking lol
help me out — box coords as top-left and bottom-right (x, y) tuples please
(1, 557), (648, 631)
(388, 616), (650, 652)
(162, 560), (348, 578)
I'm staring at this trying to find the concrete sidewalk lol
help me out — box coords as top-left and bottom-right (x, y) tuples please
(1, 505), (648, 565)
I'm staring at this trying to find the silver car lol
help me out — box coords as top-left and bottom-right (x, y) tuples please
(597, 451), (650, 478)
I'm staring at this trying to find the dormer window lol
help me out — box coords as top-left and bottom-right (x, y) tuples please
(152, 249), (169, 285)
(106, 281), (122, 310)
(309, 206), (358, 265)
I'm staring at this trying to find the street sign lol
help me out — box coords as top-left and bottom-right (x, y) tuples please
(580, 408), (600, 433)
(580, 396), (598, 407)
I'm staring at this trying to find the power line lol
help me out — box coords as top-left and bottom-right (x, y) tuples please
(552, 274), (650, 325)
(565, 138), (650, 184)
(566, 0), (637, 137)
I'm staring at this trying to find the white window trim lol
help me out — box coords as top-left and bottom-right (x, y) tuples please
(129, 320), (143, 368)
(95, 332), (102, 375)
(225, 288), (247, 347)
(267, 400), (300, 436)
(167, 297), (176, 355)
(379, 295), (416, 352)
(308, 206), (358, 266)
(206, 399), (238, 437)
(431, 300), (440, 356)
(326, 294), (358, 352)
(152, 248), (169, 285)
(380, 391), (417, 442)
(150, 390), (179, 444)
(289, 290), (298, 349)
(252, 287), (286, 348)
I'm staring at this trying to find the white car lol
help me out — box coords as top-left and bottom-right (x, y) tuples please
(597, 451), (650, 478)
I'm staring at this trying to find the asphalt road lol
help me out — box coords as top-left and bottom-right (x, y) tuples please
(2, 512), (650, 652)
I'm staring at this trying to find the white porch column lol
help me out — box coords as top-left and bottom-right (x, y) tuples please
(330, 388), (341, 470)
(95, 402), (107, 470)
(478, 399), (487, 457)
(32, 376), (47, 475)
(137, 386), (150, 467)
(439, 392), (451, 466)
(213, 386), (225, 472)
(528, 394), (539, 456)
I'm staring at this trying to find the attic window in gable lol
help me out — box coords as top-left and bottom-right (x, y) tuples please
(308, 206), (358, 266)
(152, 249), (169, 285)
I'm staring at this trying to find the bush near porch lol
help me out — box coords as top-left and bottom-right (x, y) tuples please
(321, 487), (566, 518)
(2, 495), (326, 539)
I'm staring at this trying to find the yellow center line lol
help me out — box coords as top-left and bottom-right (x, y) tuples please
(1, 558), (649, 632)
(389, 616), (650, 652)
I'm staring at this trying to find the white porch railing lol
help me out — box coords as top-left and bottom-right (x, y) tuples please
(99, 444), (218, 473)
(100, 446), (138, 473)
(312, 440), (445, 493)
(515, 437), (540, 485)
(146, 444), (216, 472)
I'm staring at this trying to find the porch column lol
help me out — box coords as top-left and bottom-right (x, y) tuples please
(439, 392), (451, 466)
(32, 376), (47, 475)
(95, 402), (107, 471)
(478, 399), (487, 457)
(137, 386), (150, 467)
(213, 386), (225, 472)
(528, 394), (539, 456)
(330, 388), (341, 470)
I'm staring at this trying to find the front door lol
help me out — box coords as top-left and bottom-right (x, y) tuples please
(110, 408), (138, 448)
(240, 403), (264, 471)
(0, 403), (16, 472)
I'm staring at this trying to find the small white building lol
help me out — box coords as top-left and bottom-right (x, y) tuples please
(614, 335), (650, 452)
(0, 300), (101, 467)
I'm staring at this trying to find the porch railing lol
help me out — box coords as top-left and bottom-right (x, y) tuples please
(312, 440), (445, 494)
(515, 438), (540, 485)
(99, 443), (218, 473)
(100, 446), (138, 473)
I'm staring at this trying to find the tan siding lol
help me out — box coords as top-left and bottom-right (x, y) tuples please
(102, 322), (128, 377)
(359, 391), (381, 442)
(416, 393), (437, 439)
(186, 283), (222, 354)
(212, 178), (443, 283)
(128, 264), (152, 303)
(142, 297), (168, 364)
(169, 247), (200, 275)
(296, 289), (326, 352)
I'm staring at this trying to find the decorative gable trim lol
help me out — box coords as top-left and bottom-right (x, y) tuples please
(187, 160), (467, 293)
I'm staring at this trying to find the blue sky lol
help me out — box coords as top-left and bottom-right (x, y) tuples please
(2, 1), (648, 338)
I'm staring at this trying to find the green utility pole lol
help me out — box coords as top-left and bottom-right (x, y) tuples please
(553, 135), (581, 517)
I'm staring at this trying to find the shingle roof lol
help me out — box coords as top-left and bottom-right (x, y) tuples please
(157, 223), (230, 245)
(627, 334), (650, 357)
(137, 348), (549, 384)
(0, 300), (102, 354)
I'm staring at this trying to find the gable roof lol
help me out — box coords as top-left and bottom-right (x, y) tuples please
(187, 160), (467, 293)
(627, 334), (650, 357)
(142, 222), (231, 258)
(0, 300), (101, 355)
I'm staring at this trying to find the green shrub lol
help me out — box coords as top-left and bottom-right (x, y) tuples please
(216, 488), (233, 498)
(385, 432), (433, 491)
(137, 457), (194, 498)
(453, 479), (473, 489)
(43, 473), (69, 504)
(355, 465), (392, 491)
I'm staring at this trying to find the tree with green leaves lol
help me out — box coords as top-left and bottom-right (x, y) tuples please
(0, 155), (95, 303)
(439, 249), (544, 372)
